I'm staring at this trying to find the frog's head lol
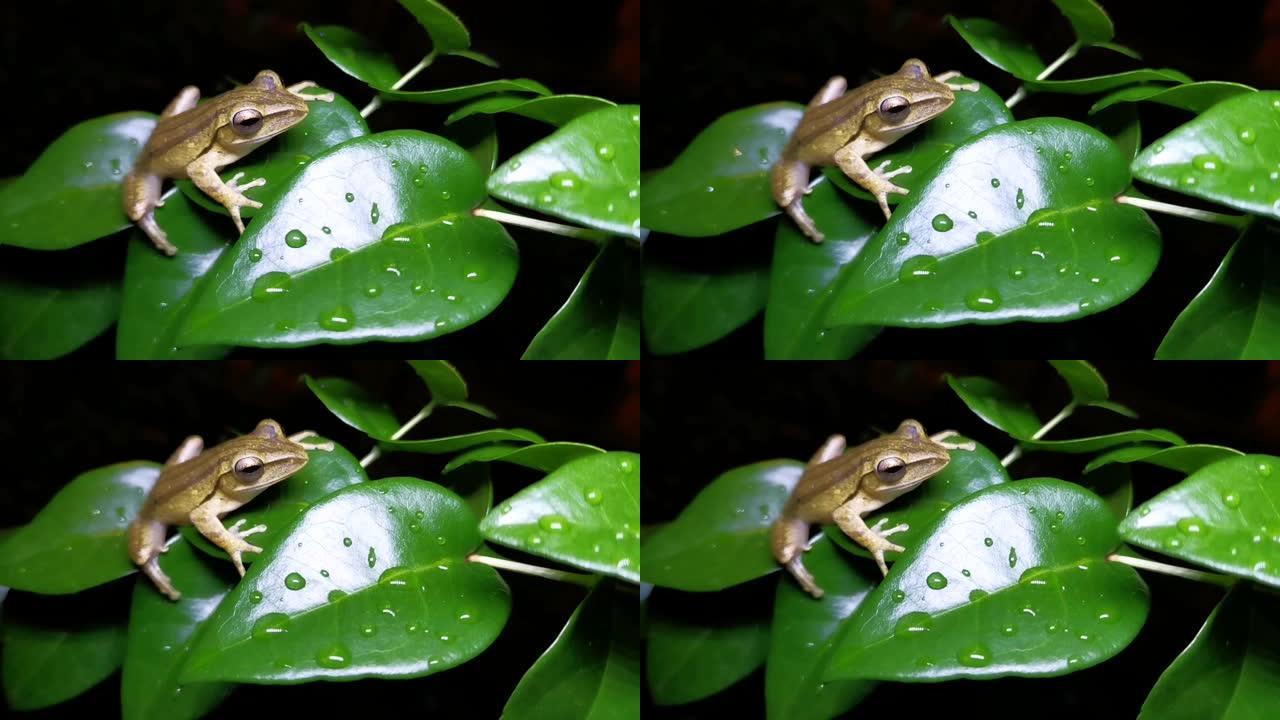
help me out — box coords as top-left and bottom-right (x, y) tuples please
(214, 419), (310, 501)
(860, 419), (953, 501)
(861, 59), (957, 142)
(217, 71), (311, 149)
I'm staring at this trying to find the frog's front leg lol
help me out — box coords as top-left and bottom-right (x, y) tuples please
(287, 430), (335, 451)
(932, 71), (980, 93)
(832, 494), (900, 576)
(186, 150), (263, 234)
(190, 495), (264, 577)
(286, 81), (335, 103)
(834, 143), (909, 221)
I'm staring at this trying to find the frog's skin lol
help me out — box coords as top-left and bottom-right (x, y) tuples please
(122, 70), (333, 256)
(127, 419), (333, 600)
(772, 59), (979, 242)
(771, 420), (974, 598)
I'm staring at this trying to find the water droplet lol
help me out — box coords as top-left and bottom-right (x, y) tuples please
(540, 193), (555, 204)
(284, 229), (307, 248)
(344, 192), (355, 203)
(990, 178), (1001, 188)
(1154, 142), (1166, 153)
(984, 537), (994, 547)
(1222, 491), (1241, 508)
(360, 625), (376, 637)
(1016, 188), (1026, 209)
(958, 644), (992, 667)
(316, 644), (351, 669)
(1181, 174), (1198, 186)
(1084, 176), (1095, 187)
(1193, 154), (1221, 172)
(330, 247), (350, 261)
(379, 567), (409, 589)
(252, 613), (291, 639)
(413, 176), (425, 187)
(894, 611), (933, 638)
(328, 589), (347, 602)
(931, 213), (953, 232)
(975, 230), (995, 245)
(899, 255), (939, 282)
(1140, 506), (1152, 516)
(595, 143), (616, 160)
(364, 286), (382, 298)
(343, 537), (353, 547)
(1239, 128), (1257, 145)
(1067, 655), (1084, 667)
(550, 171), (579, 190)
(320, 569), (330, 578)
(1177, 517), (1206, 535)
(411, 283), (427, 294)
(584, 488), (604, 505)
(964, 288), (1002, 312)
(926, 571), (948, 590)
(539, 515), (568, 532)
(370, 203), (380, 224)
(891, 589), (906, 603)
(249, 590), (263, 604)
(895, 232), (911, 246)
(1259, 462), (1273, 477)
(249, 248), (264, 262)
(252, 272), (292, 301)
(367, 547), (377, 568)
(1008, 547), (1018, 567)
(320, 306), (356, 332)
(321, 226), (332, 235)
(284, 572), (306, 590)
(1008, 266), (1027, 280)
(968, 589), (987, 602)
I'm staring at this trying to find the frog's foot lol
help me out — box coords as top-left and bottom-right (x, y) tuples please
(288, 430), (335, 452)
(226, 171), (266, 195)
(225, 539), (265, 577)
(933, 71), (980, 92)
(219, 176), (266, 234)
(785, 557), (825, 598)
(287, 81), (335, 102)
(136, 212), (178, 256)
(866, 536), (906, 577)
(227, 517), (268, 541)
(870, 517), (909, 539)
(783, 200), (824, 242)
(930, 430), (977, 451)
(141, 558), (182, 601)
(873, 160), (913, 181)
(871, 183), (910, 221)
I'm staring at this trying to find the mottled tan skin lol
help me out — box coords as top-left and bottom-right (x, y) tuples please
(123, 70), (333, 256)
(771, 420), (974, 598)
(772, 59), (979, 242)
(127, 419), (333, 600)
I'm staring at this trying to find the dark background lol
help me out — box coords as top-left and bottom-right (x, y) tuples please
(642, 359), (1280, 719)
(0, 359), (640, 718)
(643, 0), (1280, 356)
(1, 0), (640, 358)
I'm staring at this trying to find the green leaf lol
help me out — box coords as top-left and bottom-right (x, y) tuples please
(488, 105), (640, 239)
(0, 462), (157, 593)
(1133, 91), (1280, 220)
(1022, 428), (1184, 453)
(1089, 400), (1139, 418)
(1157, 223), (1280, 358)
(442, 115), (499, 174)
(1049, 359), (1109, 403)
(825, 479), (1149, 681)
(1119, 454), (1280, 587)
(946, 17), (1045, 80)
(0, 112), (154, 250)
(381, 79), (551, 105)
(383, 428), (544, 454)
(766, 541), (876, 720)
(448, 94), (617, 127)
(1088, 41), (1142, 60)
(503, 582), (639, 720)
(1085, 444), (1244, 474)
(1050, 0), (1114, 44)
(300, 23), (400, 90)
(946, 375), (1042, 438)
(642, 461), (803, 591)
(1083, 463), (1135, 521)
(1025, 69), (1192, 95)
(1090, 103), (1142, 161)
(398, 0), (471, 54)
(642, 103), (801, 237)
(825, 119), (1161, 328)
(481, 452), (639, 582)
(176, 131), (516, 348)
(453, 464), (494, 520)
(408, 359), (469, 403)
(764, 184), (881, 359)
(2, 591), (126, 710)
(643, 253), (770, 355)
(304, 375), (399, 439)
(1090, 82), (1257, 115)
(181, 478), (509, 683)
(444, 442), (605, 474)
(1138, 585), (1280, 720)
(0, 265), (121, 360)
(121, 541), (231, 720)
(646, 590), (770, 705)
(116, 194), (230, 359)
(524, 239), (640, 359)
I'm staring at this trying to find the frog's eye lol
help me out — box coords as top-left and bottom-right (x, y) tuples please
(231, 109), (264, 135)
(878, 96), (911, 121)
(876, 457), (907, 482)
(234, 456), (265, 482)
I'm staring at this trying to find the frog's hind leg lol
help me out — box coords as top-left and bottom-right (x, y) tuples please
(128, 518), (181, 600)
(162, 86), (201, 117)
(122, 172), (178, 256)
(772, 515), (824, 598)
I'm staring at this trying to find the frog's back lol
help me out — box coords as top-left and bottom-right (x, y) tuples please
(137, 106), (220, 177)
(789, 76), (896, 164)
(787, 452), (867, 521)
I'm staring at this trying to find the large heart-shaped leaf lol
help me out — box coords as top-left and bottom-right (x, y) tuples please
(301, 23), (401, 89)
(642, 103), (801, 237)
(825, 119), (1161, 328)
(382, 428), (544, 454)
(523, 239), (640, 359)
(0, 265), (121, 360)
(398, 0), (470, 54)
(825, 479), (1149, 681)
(0, 463), (157, 593)
(646, 589), (770, 705)
(304, 375), (399, 439)
(1025, 69), (1192, 95)
(488, 105), (640, 239)
(1132, 91), (1280, 220)
(1119, 454), (1280, 587)
(176, 131), (516, 347)
(448, 94), (617, 127)
(642, 461), (803, 591)
(0, 113), (154, 250)
(2, 591), (127, 710)
(481, 452), (639, 582)
(444, 442), (605, 474)
(1050, 0), (1114, 44)
(1085, 444), (1243, 474)
(181, 478), (510, 683)
(946, 375), (1042, 438)
(643, 253), (770, 355)
(946, 17), (1045, 80)
(1090, 82), (1256, 115)
(1021, 428), (1184, 453)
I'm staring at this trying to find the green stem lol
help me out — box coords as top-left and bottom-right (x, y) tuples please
(467, 553), (597, 587)
(1107, 552), (1237, 587)
(1005, 41), (1080, 109)
(360, 51), (437, 118)
(1001, 402), (1076, 467)
(1116, 195), (1249, 229)
(472, 207), (611, 242)
(359, 401), (435, 468)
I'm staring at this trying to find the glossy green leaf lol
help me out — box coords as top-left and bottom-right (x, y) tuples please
(826, 479), (1149, 681)
(642, 103), (801, 237)
(1049, 359), (1109, 403)
(408, 359), (469, 403)
(1157, 223), (1280, 358)
(181, 478), (509, 683)
(481, 452), (639, 582)
(524, 239), (640, 359)
(1139, 585), (1280, 720)
(946, 17), (1045, 80)
(1022, 428), (1184, 453)
(766, 540), (876, 720)
(1091, 103), (1142, 161)
(825, 119), (1161, 328)
(647, 590), (769, 705)
(0, 463), (157, 593)
(381, 79), (551, 105)
(1085, 444), (1244, 474)
(301, 23), (400, 90)
(503, 582), (639, 720)
(1089, 400), (1139, 418)
(304, 375), (399, 439)
(765, 184), (881, 359)
(1089, 41), (1142, 60)
(176, 131), (516, 348)
(453, 464), (494, 520)
(1026, 69), (1191, 95)
(442, 115), (500, 174)
(642, 461), (803, 591)
(1050, 0), (1114, 44)
(643, 253), (770, 355)
(2, 591), (126, 710)
(1083, 463), (1135, 522)
(116, 193), (229, 359)
(444, 442), (605, 474)
(0, 112), (154, 250)
(1119, 454), (1280, 587)
(448, 94), (617, 127)
(121, 541), (231, 720)
(0, 267), (121, 360)
(1091, 82), (1257, 115)
(382, 428), (543, 454)
(1133, 91), (1280, 220)
(488, 105), (640, 239)
(398, 0), (470, 54)
(946, 375), (1041, 438)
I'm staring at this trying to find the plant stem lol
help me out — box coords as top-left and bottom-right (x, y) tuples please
(1001, 402), (1076, 467)
(472, 207), (611, 242)
(1107, 553), (1237, 587)
(359, 401), (435, 468)
(467, 553), (597, 587)
(1116, 195), (1249, 229)
(360, 51), (437, 118)
(1005, 41), (1081, 109)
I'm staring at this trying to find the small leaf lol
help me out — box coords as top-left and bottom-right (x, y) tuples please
(0, 264), (121, 360)
(643, 253), (770, 355)
(300, 23), (400, 90)
(397, 0), (470, 54)
(382, 428), (544, 454)
(382, 79), (551, 106)
(1050, 0), (1114, 44)
(946, 16), (1045, 80)
(408, 359), (469, 403)
(447, 94), (617, 127)
(646, 589), (770, 705)
(1022, 428), (1184, 453)
(1025, 69), (1192, 95)
(304, 375), (399, 439)
(444, 442), (605, 474)
(1090, 103), (1142, 161)
(1049, 359), (1109, 403)
(1119, 454), (1280, 587)
(1088, 41), (1142, 60)
(946, 375), (1041, 438)
(441, 115), (499, 173)
(2, 591), (126, 710)
(524, 239), (640, 359)
(481, 452), (640, 582)
(1090, 81), (1256, 115)
(1085, 444), (1243, 474)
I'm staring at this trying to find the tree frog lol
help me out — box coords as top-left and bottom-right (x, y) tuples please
(127, 419), (333, 600)
(771, 59), (979, 242)
(122, 70), (333, 256)
(771, 420), (974, 598)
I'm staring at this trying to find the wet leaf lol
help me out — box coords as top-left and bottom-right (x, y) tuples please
(381, 79), (551, 105)
(647, 589), (770, 705)
(946, 375), (1041, 438)
(2, 591), (126, 710)
(946, 17), (1045, 80)
(1022, 428), (1184, 453)
(408, 359), (469, 403)
(1026, 69), (1191, 95)
(643, 253), (770, 355)
(1049, 359), (1109, 403)
(304, 375), (399, 439)
(444, 442), (605, 474)
(0, 267), (121, 360)
(1085, 444), (1243, 474)
(448, 94), (617, 127)
(524, 239), (640, 359)
(398, 0), (471, 54)
(382, 428), (544, 454)
(301, 23), (400, 89)
(1091, 82), (1256, 115)
(1050, 0), (1114, 44)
